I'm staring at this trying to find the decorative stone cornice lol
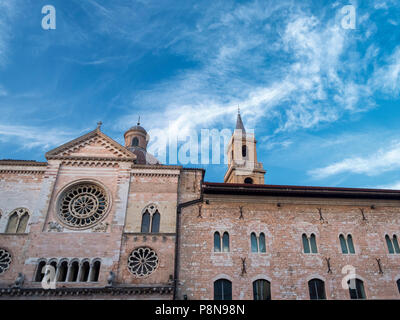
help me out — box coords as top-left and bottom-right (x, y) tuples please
(0, 285), (173, 297)
(0, 160), (48, 175)
(0, 160), (48, 166)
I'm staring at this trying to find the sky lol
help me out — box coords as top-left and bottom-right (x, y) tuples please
(0, 0), (400, 188)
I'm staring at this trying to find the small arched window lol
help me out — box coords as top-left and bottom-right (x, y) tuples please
(5, 208), (30, 234)
(132, 137), (139, 147)
(214, 232), (221, 252)
(393, 235), (400, 254)
(5, 212), (18, 233)
(251, 233), (258, 253)
(253, 279), (271, 300)
(348, 278), (366, 299)
(141, 211), (150, 233)
(386, 235), (395, 254)
(347, 235), (355, 254)
(151, 212), (160, 233)
(90, 260), (101, 282)
(242, 145), (247, 158)
(80, 261), (90, 282)
(68, 261), (79, 282)
(302, 234), (310, 253)
(339, 234), (348, 254)
(310, 234), (318, 253)
(308, 279), (326, 300)
(57, 261), (68, 282)
(35, 261), (46, 282)
(214, 279), (232, 300)
(222, 232), (230, 252)
(244, 177), (253, 184)
(259, 233), (266, 253)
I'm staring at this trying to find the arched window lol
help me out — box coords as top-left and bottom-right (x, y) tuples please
(310, 234), (318, 253)
(339, 234), (348, 254)
(253, 279), (271, 300)
(16, 212), (29, 233)
(80, 261), (90, 282)
(347, 235), (355, 254)
(242, 145), (247, 158)
(5, 212), (18, 233)
(5, 208), (30, 234)
(90, 260), (101, 282)
(151, 212), (160, 233)
(68, 261), (79, 282)
(141, 211), (150, 233)
(222, 232), (230, 252)
(35, 261), (46, 282)
(131, 137), (139, 147)
(49, 261), (57, 275)
(214, 232), (221, 252)
(57, 261), (68, 282)
(386, 235), (395, 254)
(348, 279), (366, 299)
(214, 279), (232, 300)
(308, 279), (326, 300)
(302, 234), (310, 254)
(244, 177), (253, 184)
(251, 233), (258, 253)
(397, 279), (400, 294)
(141, 205), (161, 233)
(259, 233), (266, 253)
(393, 235), (400, 254)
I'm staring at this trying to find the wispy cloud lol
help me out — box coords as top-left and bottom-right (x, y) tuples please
(0, 124), (81, 150)
(0, 0), (17, 66)
(309, 140), (400, 179)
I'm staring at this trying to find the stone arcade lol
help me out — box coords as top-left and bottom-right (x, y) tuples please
(0, 114), (399, 300)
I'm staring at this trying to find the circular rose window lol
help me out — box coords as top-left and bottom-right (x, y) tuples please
(0, 249), (11, 275)
(57, 183), (109, 229)
(128, 247), (159, 277)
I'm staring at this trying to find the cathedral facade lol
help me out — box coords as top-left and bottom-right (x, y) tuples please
(0, 115), (399, 300)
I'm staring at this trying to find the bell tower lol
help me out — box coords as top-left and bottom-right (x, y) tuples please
(224, 109), (266, 184)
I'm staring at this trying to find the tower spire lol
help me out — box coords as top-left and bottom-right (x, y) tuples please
(235, 107), (246, 133)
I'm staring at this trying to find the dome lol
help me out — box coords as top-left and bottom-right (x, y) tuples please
(126, 124), (147, 134)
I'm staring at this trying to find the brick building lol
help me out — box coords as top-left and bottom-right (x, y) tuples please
(0, 115), (399, 300)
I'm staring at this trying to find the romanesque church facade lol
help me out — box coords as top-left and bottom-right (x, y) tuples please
(0, 114), (399, 300)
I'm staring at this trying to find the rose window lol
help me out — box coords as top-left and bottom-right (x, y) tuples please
(128, 247), (159, 277)
(57, 183), (109, 229)
(0, 249), (11, 275)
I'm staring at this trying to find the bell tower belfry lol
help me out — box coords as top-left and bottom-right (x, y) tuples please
(224, 109), (266, 184)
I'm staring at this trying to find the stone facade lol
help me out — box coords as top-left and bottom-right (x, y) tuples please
(0, 120), (399, 300)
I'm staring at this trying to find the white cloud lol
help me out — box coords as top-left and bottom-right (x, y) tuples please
(377, 181), (400, 190)
(309, 140), (400, 179)
(0, 124), (80, 150)
(370, 46), (400, 95)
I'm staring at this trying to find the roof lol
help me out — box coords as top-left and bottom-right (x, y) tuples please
(235, 112), (246, 132)
(126, 124), (147, 135)
(0, 159), (48, 166)
(203, 182), (400, 200)
(45, 127), (136, 161)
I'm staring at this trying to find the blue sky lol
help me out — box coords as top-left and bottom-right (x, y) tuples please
(1, 0), (400, 188)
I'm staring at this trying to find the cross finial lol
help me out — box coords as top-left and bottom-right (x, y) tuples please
(97, 121), (102, 130)
(137, 116), (140, 125)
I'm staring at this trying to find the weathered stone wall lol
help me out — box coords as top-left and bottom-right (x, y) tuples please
(177, 194), (400, 300)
